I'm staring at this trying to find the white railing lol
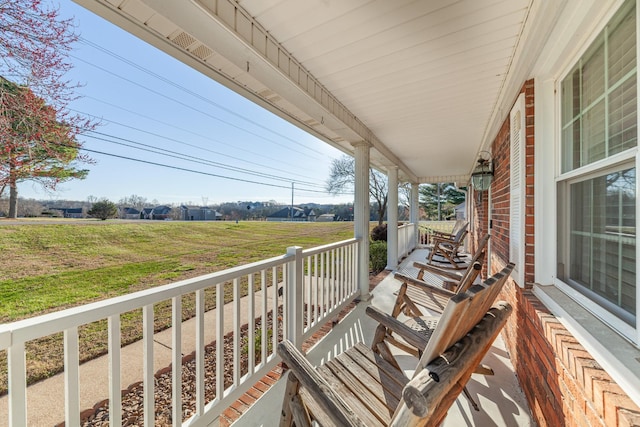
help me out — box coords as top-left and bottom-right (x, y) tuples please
(0, 238), (359, 427)
(397, 222), (417, 260)
(417, 220), (458, 247)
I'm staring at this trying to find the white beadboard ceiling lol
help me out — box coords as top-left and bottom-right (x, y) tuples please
(75, 0), (554, 184)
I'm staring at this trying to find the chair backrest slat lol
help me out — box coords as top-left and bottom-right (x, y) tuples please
(456, 234), (490, 293)
(415, 262), (514, 373)
(453, 222), (469, 242)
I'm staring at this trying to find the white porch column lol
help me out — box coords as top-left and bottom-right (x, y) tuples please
(410, 182), (420, 245)
(386, 166), (398, 270)
(352, 141), (371, 299)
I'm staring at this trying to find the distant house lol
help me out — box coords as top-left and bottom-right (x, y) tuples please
(267, 206), (316, 222)
(150, 205), (172, 220)
(316, 213), (335, 222)
(140, 208), (153, 220)
(52, 207), (84, 218)
(120, 207), (141, 220)
(180, 205), (222, 221)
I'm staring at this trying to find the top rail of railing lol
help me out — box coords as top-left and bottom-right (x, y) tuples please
(0, 253), (292, 348)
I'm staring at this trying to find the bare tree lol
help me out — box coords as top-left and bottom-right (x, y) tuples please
(326, 155), (390, 225)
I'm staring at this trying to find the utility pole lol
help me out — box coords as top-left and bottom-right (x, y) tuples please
(290, 182), (294, 221)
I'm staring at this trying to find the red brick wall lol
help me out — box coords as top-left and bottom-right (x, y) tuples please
(470, 79), (640, 426)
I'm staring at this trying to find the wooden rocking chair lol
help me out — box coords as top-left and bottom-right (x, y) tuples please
(366, 263), (514, 411)
(278, 264), (514, 426)
(429, 219), (467, 242)
(427, 222), (469, 269)
(395, 234), (490, 315)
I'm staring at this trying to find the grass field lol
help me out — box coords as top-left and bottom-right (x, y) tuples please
(0, 220), (354, 393)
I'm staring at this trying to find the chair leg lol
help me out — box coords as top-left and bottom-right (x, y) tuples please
(290, 394), (312, 427)
(280, 372), (300, 427)
(371, 324), (388, 353)
(462, 386), (480, 411)
(474, 364), (494, 376)
(391, 283), (408, 317)
(375, 341), (402, 371)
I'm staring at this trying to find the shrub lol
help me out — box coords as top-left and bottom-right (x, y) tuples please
(88, 200), (117, 220)
(369, 241), (387, 274)
(371, 223), (387, 241)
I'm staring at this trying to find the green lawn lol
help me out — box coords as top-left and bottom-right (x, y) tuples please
(0, 220), (354, 393)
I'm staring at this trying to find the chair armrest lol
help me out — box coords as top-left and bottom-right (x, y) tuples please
(277, 340), (366, 427)
(413, 261), (465, 281)
(430, 235), (454, 245)
(401, 302), (513, 418)
(394, 273), (456, 299)
(431, 230), (454, 239)
(365, 306), (430, 350)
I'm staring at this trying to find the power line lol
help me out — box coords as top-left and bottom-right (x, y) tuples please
(79, 37), (327, 157)
(76, 145), (348, 195)
(84, 130), (326, 188)
(70, 53), (326, 161)
(70, 105), (320, 181)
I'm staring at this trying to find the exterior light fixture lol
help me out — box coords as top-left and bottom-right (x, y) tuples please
(471, 152), (494, 192)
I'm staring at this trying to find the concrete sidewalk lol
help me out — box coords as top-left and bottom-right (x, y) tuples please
(0, 287), (278, 426)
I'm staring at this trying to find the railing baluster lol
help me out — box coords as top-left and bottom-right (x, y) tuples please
(330, 248), (335, 309)
(309, 254), (320, 325)
(282, 264), (288, 341)
(261, 269), (268, 364)
(320, 251), (325, 320)
(339, 246), (343, 303)
(8, 342), (27, 427)
(108, 315), (122, 427)
(248, 273), (255, 375)
(271, 266), (278, 357)
(64, 327), (80, 427)
(233, 278), (241, 386)
(313, 254), (319, 326)
(305, 256), (311, 330)
(195, 289), (205, 416)
(143, 304), (155, 426)
(172, 296), (182, 427)
(216, 282), (224, 401)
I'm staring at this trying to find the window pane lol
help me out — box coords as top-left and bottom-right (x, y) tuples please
(562, 119), (581, 173)
(583, 100), (606, 163)
(609, 2), (636, 85)
(582, 40), (605, 107)
(609, 77), (637, 155)
(562, 68), (581, 126)
(560, 0), (636, 173)
(568, 168), (636, 320)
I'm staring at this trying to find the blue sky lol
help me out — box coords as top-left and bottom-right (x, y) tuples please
(17, 1), (351, 206)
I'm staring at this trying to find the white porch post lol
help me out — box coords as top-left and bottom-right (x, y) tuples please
(410, 182), (420, 245)
(352, 141), (371, 299)
(386, 166), (398, 270)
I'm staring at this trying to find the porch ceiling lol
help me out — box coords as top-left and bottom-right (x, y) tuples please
(74, 0), (561, 184)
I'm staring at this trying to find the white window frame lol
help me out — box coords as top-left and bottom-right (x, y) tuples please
(552, 0), (639, 344)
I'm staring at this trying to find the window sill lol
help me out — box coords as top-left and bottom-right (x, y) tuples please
(534, 284), (640, 408)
